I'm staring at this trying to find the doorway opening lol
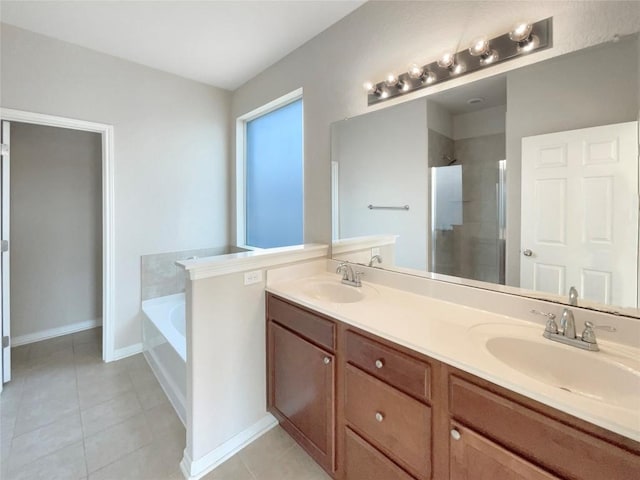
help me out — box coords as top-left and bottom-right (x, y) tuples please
(0, 109), (115, 391)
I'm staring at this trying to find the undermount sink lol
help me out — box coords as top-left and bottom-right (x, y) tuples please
(470, 324), (640, 411)
(301, 280), (374, 304)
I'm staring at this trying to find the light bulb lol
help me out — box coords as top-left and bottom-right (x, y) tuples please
(424, 71), (437, 84)
(451, 62), (465, 75)
(385, 73), (399, 87)
(363, 81), (374, 93)
(469, 38), (490, 57)
(479, 49), (498, 65)
(408, 64), (424, 79)
(437, 52), (455, 69)
(509, 22), (533, 42)
(517, 34), (539, 53)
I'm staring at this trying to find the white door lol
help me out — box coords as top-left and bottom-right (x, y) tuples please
(1, 120), (11, 385)
(520, 121), (639, 307)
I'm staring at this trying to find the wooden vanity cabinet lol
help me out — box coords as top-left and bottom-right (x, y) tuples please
(266, 294), (640, 480)
(266, 294), (337, 474)
(343, 330), (434, 480)
(447, 367), (640, 480)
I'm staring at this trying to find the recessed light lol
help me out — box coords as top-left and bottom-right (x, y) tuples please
(467, 97), (485, 105)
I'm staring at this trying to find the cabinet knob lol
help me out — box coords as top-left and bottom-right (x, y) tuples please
(375, 412), (384, 423)
(375, 359), (384, 369)
(450, 428), (461, 441)
(323, 357), (331, 365)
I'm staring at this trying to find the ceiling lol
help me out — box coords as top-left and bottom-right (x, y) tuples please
(0, 0), (366, 91)
(429, 74), (507, 115)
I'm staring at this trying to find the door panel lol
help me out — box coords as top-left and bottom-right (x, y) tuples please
(1, 120), (10, 384)
(270, 322), (335, 471)
(521, 121), (639, 307)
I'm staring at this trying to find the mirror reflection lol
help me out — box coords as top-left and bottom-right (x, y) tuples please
(331, 35), (639, 312)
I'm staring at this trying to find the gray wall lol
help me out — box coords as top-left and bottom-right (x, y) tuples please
(11, 123), (102, 339)
(506, 36), (639, 286)
(1, 24), (231, 352)
(334, 99), (428, 270)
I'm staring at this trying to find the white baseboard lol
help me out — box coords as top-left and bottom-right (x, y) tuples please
(180, 414), (278, 480)
(112, 342), (143, 360)
(12, 318), (102, 346)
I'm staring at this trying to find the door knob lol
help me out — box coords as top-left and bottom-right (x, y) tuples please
(523, 249), (533, 257)
(323, 357), (331, 365)
(450, 428), (461, 440)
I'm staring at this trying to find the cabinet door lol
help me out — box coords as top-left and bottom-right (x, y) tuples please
(450, 423), (560, 480)
(345, 428), (416, 480)
(270, 322), (335, 471)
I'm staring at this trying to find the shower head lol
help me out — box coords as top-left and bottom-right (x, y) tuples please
(443, 154), (458, 166)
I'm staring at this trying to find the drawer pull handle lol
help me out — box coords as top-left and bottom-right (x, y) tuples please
(375, 359), (384, 369)
(450, 428), (461, 441)
(375, 412), (384, 423)
(323, 357), (331, 365)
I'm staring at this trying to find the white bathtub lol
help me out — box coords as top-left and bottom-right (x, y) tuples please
(142, 293), (186, 425)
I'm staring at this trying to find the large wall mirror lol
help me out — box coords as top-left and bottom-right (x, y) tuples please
(331, 34), (640, 316)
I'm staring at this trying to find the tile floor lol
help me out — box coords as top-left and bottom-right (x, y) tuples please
(0, 328), (330, 480)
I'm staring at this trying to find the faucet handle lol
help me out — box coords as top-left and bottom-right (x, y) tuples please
(354, 270), (364, 286)
(581, 321), (597, 344)
(531, 310), (558, 334)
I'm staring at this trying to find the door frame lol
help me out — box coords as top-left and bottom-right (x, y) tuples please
(0, 107), (116, 365)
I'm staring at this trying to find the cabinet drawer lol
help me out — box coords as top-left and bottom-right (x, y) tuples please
(449, 375), (640, 480)
(345, 364), (431, 480)
(346, 330), (430, 401)
(450, 422), (560, 480)
(267, 295), (335, 351)
(345, 428), (416, 480)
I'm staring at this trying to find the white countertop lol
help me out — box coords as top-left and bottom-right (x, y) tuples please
(267, 272), (640, 443)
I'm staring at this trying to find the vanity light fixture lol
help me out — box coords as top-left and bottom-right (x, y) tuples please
(509, 22), (540, 53)
(408, 64), (437, 84)
(365, 17), (552, 105)
(437, 52), (465, 75)
(469, 37), (499, 65)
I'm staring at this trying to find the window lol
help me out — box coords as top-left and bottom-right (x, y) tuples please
(237, 90), (303, 248)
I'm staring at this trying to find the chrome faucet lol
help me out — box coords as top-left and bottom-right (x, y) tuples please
(560, 308), (576, 339)
(368, 254), (383, 267)
(534, 287), (608, 351)
(336, 262), (363, 287)
(568, 286), (578, 306)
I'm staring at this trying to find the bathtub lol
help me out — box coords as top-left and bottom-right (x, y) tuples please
(142, 293), (186, 425)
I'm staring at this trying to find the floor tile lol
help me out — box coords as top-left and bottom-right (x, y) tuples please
(254, 442), (331, 480)
(89, 434), (183, 480)
(6, 441), (87, 480)
(28, 335), (73, 361)
(77, 370), (134, 409)
(72, 328), (102, 347)
(202, 454), (255, 480)
(239, 426), (295, 477)
(8, 412), (83, 472)
(143, 401), (185, 439)
(84, 412), (154, 473)
(14, 383), (79, 436)
(133, 377), (168, 411)
(81, 390), (142, 437)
